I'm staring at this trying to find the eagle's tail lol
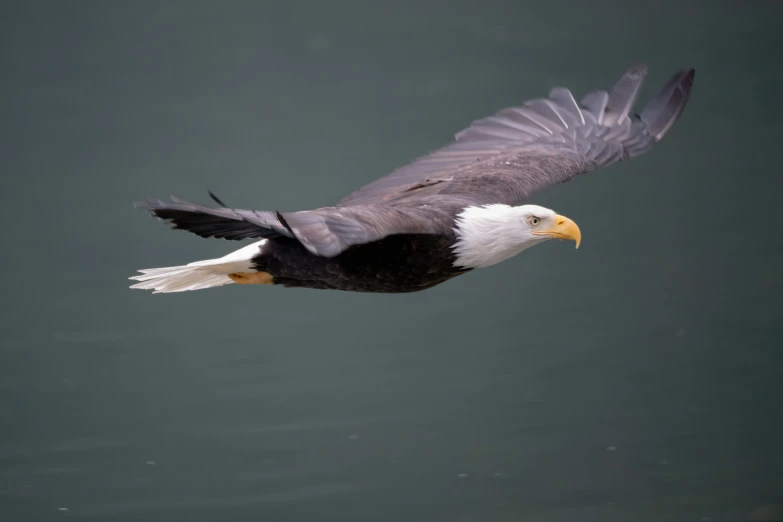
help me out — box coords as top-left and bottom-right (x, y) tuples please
(129, 240), (267, 294)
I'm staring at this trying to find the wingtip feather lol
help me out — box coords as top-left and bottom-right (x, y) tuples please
(639, 67), (696, 141)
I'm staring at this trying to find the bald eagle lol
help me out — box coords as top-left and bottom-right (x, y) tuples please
(130, 63), (694, 294)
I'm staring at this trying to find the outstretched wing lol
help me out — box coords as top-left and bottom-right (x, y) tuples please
(138, 195), (457, 258)
(338, 64), (695, 207)
(135, 196), (291, 240)
(138, 64), (694, 259)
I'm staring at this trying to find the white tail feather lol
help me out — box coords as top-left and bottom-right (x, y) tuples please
(129, 240), (267, 294)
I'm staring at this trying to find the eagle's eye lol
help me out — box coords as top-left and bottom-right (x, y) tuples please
(527, 216), (540, 226)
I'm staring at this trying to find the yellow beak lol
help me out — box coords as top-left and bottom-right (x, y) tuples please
(532, 214), (582, 249)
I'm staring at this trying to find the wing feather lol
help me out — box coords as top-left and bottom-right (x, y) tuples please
(579, 91), (608, 124)
(339, 64), (694, 207)
(549, 87), (585, 125)
(602, 63), (648, 126)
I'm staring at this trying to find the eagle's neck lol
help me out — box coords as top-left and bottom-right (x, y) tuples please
(450, 204), (544, 269)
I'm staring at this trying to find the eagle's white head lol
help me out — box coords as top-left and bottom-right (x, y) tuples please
(451, 204), (582, 269)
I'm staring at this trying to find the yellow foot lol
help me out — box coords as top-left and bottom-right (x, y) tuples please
(228, 271), (274, 285)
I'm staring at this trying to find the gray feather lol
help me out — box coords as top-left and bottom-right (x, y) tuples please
(640, 69), (695, 140)
(279, 205), (452, 257)
(602, 63), (648, 126)
(549, 87), (584, 125)
(580, 91), (609, 125)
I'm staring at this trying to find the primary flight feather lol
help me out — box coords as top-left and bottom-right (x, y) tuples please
(130, 63), (695, 294)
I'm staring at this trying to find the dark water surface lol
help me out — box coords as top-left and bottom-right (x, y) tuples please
(1, 2), (782, 521)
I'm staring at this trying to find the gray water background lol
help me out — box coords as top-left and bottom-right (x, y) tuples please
(1, 2), (782, 521)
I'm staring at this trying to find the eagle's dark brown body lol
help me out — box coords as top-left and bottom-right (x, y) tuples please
(253, 234), (470, 293)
